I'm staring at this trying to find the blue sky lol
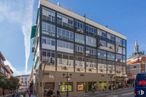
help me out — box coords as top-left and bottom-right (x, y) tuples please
(0, 0), (146, 75)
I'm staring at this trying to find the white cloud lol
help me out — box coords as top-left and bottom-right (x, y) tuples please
(0, 0), (34, 74)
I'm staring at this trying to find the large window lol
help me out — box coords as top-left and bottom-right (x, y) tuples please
(57, 13), (74, 28)
(107, 65), (115, 74)
(98, 30), (107, 38)
(86, 36), (96, 47)
(107, 43), (115, 51)
(42, 21), (55, 37)
(59, 82), (73, 92)
(42, 37), (55, 50)
(75, 20), (84, 33)
(75, 33), (85, 44)
(107, 52), (115, 61)
(116, 54), (122, 62)
(86, 47), (96, 56)
(99, 40), (106, 47)
(86, 59), (97, 73)
(86, 24), (97, 35)
(98, 50), (106, 59)
(42, 50), (55, 65)
(57, 40), (74, 53)
(107, 33), (115, 41)
(98, 59), (107, 74)
(75, 44), (84, 54)
(116, 37), (123, 46)
(75, 57), (85, 72)
(42, 7), (55, 23)
(57, 27), (74, 41)
(116, 46), (123, 54)
(57, 53), (74, 67)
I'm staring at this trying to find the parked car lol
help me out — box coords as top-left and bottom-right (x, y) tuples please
(134, 72), (146, 97)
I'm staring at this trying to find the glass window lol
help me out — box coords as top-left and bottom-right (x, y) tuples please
(75, 44), (84, 53)
(86, 47), (96, 56)
(42, 50), (55, 65)
(75, 33), (85, 44)
(77, 82), (84, 91)
(107, 52), (115, 61)
(123, 40), (126, 47)
(86, 24), (97, 35)
(57, 40), (73, 50)
(107, 43), (115, 51)
(42, 37), (55, 46)
(98, 50), (106, 59)
(75, 20), (84, 33)
(42, 21), (55, 37)
(123, 48), (126, 55)
(116, 54), (122, 62)
(86, 36), (96, 47)
(59, 82), (73, 92)
(75, 57), (85, 72)
(57, 13), (74, 28)
(116, 46), (123, 54)
(42, 7), (55, 23)
(99, 40), (106, 47)
(107, 33), (115, 41)
(123, 56), (126, 63)
(98, 30), (107, 38)
(57, 27), (74, 41)
(116, 37), (123, 46)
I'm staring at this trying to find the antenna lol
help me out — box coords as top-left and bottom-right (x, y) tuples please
(57, 2), (61, 6)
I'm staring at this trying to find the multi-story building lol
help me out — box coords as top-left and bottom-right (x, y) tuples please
(0, 52), (6, 77)
(31, 0), (127, 96)
(16, 74), (30, 92)
(127, 42), (146, 84)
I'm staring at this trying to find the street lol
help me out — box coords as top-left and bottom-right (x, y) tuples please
(72, 88), (134, 97)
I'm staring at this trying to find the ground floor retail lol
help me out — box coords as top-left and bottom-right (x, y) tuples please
(35, 71), (126, 97)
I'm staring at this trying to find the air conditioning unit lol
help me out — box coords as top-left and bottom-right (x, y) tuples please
(77, 68), (80, 71)
(62, 66), (67, 70)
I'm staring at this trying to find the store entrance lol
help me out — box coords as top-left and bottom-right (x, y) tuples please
(87, 82), (96, 91)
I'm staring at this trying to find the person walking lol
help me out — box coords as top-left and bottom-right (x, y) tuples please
(28, 90), (32, 97)
(56, 90), (61, 97)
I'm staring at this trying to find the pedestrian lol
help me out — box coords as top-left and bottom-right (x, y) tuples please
(57, 90), (61, 97)
(47, 89), (51, 97)
(28, 90), (32, 97)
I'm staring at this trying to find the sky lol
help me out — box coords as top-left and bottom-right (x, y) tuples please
(0, 0), (146, 76)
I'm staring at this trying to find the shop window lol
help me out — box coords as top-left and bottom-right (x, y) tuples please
(59, 82), (73, 92)
(77, 82), (84, 91)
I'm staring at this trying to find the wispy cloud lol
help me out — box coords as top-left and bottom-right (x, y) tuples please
(0, 0), (34, 74)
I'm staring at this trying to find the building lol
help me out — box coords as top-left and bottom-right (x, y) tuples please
(16, 74), (30, 92)
(0, 52), (6, 77)
(31, 0), (127, 96)
(127, 41), (146, 83)
(0, 52), (13, 78)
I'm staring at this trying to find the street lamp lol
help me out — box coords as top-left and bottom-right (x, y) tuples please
(62, 72), (72, 97)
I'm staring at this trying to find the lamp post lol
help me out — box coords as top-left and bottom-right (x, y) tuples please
(62, 72), (72, 97)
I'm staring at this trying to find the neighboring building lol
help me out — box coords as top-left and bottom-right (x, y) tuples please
(31, 0), (127, 96)
(0, 52), (13, 78)
(0, 52), (6, 77)
(16, 75), (30, 92)
(127, 41), (146, 82)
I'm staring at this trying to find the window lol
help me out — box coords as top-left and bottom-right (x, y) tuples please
(86, 24), (97, 35)
(107, 52), (115, 61)
(42, 37), (55, 46)
(116, 46), (123, 54)
(123, 48), (126, 55)
(42, 21), (55, 37)
(116, 37), (123, 46)
(107, 33), (115, 41)
(98, 50), (106, 59)
(99, 40), (106, 47)
(123, 40), (126, 47)
(75, 57), (85, 72)
(42, 50), (55, 65)
(77, 82), (84, 91)
(59, 82), (73, 92)
(86, 36), (96, 47)
(123, 56), (126, 63)
(98, 59), (107, 74)
(57, 13), (74, 28)
(57, 27), (74, 41)
(86, 59), (97, 72)
(57, 40), (74, 53)
(116, 54), (122, 62)
(75, 20), (84, 33)
(42, 7), (55, 23)
(98, 30), (107, 38)
(107, 43), (115, 51)
(86, 47), (96, 56)
(107, 65), (115, 74)
(75, 33), (85, 44)
(57, 53), (74, 67)
(75, 44), (84, 53)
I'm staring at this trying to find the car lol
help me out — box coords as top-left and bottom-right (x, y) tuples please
(134, 72), (146, 97)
